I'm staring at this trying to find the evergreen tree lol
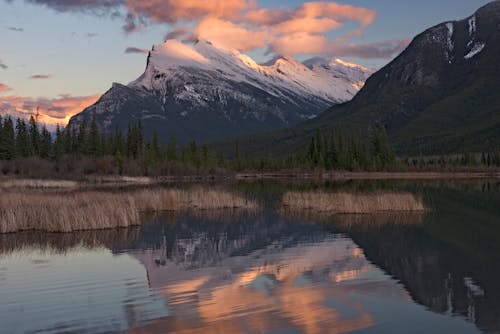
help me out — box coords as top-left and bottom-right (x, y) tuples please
(234, 140), (241, 169)
(77, 120), (88, 153)
(28, 116), (40, 156)
(87, 116), (100, 156)
(166, 136), (177, 161)
(54, 125), (65, 160)
(201, 144), (209, 166)
(151, 130), (160, 162)
(15, 119), (30, 157)
(0, 117), (16, 160)
(39, 126), (52, 159)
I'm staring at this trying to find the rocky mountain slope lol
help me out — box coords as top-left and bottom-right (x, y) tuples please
(68, 39), (372, 144)
(225, 1), (500, 156)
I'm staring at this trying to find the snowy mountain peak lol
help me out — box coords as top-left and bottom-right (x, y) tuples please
(74, 38), (374, 145)
(133, 39), (373, 104)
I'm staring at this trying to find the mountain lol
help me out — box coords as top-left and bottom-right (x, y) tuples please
(224, 1), (500, 156)
(68, 39), (372, 145)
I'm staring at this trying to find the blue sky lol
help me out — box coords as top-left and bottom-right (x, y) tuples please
(0, 0), (492, 123)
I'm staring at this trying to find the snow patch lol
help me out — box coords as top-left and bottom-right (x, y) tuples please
(446, 22), (454, 51)
(464, 277), (485, 297)
(464, 42), (485, 59)
(468, 15), (476, 36)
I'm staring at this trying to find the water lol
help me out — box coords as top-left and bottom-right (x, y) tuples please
(1, 181), (499, 334)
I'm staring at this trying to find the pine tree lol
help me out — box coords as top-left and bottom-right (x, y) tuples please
(307, 136), (316, 164)
(152, 130), (160, 162)
(234, 140), (241, 169)
(166, 136), (177, 161)
(326, 131), (338, 169)
(15, 119), (30, 157)
(39, 126), (52, 159)
(0, 117), (16, 160)
(201, 144), (209, 166)
(77, 120), (88, 153)
(88, 116), (100, 156)
(188, 141), (200, 166)
(28, 116), (40, 156)
(54, 125), (65, 160)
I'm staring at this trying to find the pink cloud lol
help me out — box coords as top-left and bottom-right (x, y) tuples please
(29, 74), (51, 80)
(272, 34), (410, 59)
(12, 0), (404, 60)
(0, 94), (100, 126)
(120, 0), (395, 59)
(125, 0), (249, 24)
(195, 17), (273, 51)
(0, 83), (12, 94)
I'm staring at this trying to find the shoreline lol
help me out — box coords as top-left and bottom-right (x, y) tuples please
(235, 171), (500, 181)
(1, 171), (500, 189)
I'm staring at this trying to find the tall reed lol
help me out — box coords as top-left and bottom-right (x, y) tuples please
(281, 191), (425, 214)
(0, 188), (258, 234)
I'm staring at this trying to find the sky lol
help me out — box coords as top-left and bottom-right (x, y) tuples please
(0, 0), (493, 126)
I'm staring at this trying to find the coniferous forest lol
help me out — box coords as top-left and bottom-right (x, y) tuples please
(0, 114), (499, 178)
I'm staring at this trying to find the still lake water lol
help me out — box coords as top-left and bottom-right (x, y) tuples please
(1, 181), (500, 334)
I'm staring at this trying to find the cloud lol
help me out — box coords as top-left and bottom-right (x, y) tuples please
(125, 0), (248, 24)
(29, 74), (51, 79)
(7, 26), (24, 32)
(124, 46), (148, 54)
(122, 0), (388, 59)
(20, 0), (124, 14)
(0, 93), (100, 125)
(272, 35), (410, 59)
(123, 12), (147, 34)
(6, 0), (403, 60)
(195, 17), (273, 52)
(0, 83), (12, 94)
(165, 27), (193, 41)
(327, 39), (412, 59)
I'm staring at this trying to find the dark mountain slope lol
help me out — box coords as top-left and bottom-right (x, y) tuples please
(219, 1), (500, 156)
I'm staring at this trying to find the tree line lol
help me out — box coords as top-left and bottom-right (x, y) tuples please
(1, 115), (500, 176)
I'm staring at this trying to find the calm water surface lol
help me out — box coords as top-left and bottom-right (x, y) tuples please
(1, 181), (499, 333)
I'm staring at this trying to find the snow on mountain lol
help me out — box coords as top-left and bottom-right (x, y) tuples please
(70, 39), (373, 145)
(464, 42), (486, 59)
(132, 39), (373, 106)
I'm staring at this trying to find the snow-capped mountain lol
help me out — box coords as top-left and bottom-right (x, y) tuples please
(231, 0), (500, 157)
(69, 39), (372, 144)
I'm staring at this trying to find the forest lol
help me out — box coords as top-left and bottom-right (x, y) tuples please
(0, 115), (499, 178)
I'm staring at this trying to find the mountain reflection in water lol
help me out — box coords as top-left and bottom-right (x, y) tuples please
(1, 188), (498, 334)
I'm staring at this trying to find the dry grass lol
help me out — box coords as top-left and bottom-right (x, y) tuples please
(281, 191), (426, 214)
(0, 192), (139, 233)
(0, 188), (258, 234)
(133, 188), (258, 211)
(0, 179), (79, 189)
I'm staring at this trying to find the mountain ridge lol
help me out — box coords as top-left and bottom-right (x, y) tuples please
(68, 39), (373, 145)
(218, 1), (500, 157)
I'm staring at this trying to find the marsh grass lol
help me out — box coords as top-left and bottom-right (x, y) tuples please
(133, 188), (259, 211)
(0, 179), (79, 189)
(281, 191), (426, 214)
(0, 188), (258, 234)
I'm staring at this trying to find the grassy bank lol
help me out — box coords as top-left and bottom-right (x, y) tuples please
(0, 188), (258, 234)
(281, 191), (426, 214)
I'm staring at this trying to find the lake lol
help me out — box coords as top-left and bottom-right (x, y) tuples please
(1, 180), (499, 333)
